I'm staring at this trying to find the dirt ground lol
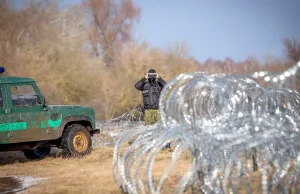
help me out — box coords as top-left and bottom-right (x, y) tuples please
(0, 148), (121, 194)
(0, 147), (192, 194)
(1, 147), (299, 194)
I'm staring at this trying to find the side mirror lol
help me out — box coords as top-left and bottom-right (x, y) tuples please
(43, 95), (48, 109)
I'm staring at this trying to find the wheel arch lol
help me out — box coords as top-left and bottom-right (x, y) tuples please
(57, 116), (94, 138)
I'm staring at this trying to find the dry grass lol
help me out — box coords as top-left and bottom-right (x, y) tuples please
(0, 148), (119, 194)
(0, 147), (193, 194)
(1, 147), (299, 193)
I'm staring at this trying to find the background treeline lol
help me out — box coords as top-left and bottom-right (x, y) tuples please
(0, 0), (299, 119)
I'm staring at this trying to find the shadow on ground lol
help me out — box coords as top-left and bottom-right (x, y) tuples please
(0, 148), (62, 166)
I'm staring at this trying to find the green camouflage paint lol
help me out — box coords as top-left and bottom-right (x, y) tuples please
(0, 76), (97, 147)
(40, 119), (62, 129)
(0, 119), (62, 132)
(0, 122), (27, 131)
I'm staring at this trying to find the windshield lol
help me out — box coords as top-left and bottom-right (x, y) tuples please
(11, 85), (42, 107)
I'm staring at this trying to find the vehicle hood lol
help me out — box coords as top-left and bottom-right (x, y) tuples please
(47, 105), (95, 120)
(48, 105), (87, 110)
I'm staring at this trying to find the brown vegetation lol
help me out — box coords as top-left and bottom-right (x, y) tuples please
(0, 147), (192, 194)
(83, 0), (140, 66)
(283, 37), (300, 63)
(1, 148), (298, 193)
(0, 1), (298, 120)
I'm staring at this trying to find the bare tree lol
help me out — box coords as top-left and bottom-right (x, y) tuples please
(283, 37), (300, 62)
(0, 0), (12, 8)
(83, 0), (140, 66)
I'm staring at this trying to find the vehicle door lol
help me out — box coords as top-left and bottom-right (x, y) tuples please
(0, 84), (13, 144)
(7, 83), (54, 142)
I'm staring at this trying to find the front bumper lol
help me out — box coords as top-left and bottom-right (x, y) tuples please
(92, 129), (100, 135)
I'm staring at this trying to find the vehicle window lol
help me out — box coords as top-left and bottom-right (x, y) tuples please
(0, 88), (3, 108)
(11, 85), (42, 107)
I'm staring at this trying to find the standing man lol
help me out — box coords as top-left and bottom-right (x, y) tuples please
(135, 69), (166, 125)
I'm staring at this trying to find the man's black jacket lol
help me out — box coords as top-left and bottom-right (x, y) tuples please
(135, 77), (166, 109)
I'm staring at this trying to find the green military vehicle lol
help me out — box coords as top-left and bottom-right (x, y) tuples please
(0, 69), (100, 159)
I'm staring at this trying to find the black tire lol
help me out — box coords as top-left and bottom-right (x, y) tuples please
(23, 146), (51, 160)
(61, 124), (92, 157)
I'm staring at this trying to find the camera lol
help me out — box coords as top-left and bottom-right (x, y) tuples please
(148, 73), (157, 79)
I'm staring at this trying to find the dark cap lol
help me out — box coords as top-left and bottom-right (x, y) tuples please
(148, 69), (156, 73)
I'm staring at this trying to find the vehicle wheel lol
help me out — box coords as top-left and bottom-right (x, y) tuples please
(61, 124), (92, 157)
(23, 146), (51, 160)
